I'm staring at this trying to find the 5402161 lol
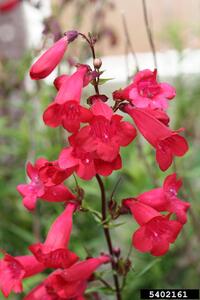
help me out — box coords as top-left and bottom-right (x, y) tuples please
(140, 289), (199, 299)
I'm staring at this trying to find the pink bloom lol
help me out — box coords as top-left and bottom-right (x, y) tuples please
(43, 66), (93, 133)
(59, 145), (122, 180)
(125, 106), (188, 171)
(29, 203), (78, 269)
(113, 69), (176, 110)
(30, 31), (78, 80)
(123, 199), (183, 256)
(138, 173), (190, 224)
(25, 256), (110, 299)
(17, 158), (75, 211)
(0, 254), (45, 297)
(0, 0), (20, 12)
(68, 100), (137, 162)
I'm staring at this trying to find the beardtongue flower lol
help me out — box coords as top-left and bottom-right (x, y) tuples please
(113, 69), (176, 110)
(25, 256), (110, 299)
(143, 108), (170, 126)
(29, 203), (79, 269)
(53, 71), (96, 91)
(123, 199), (183, 256)
(0, 0), (20, 12)
(59, 146), (122, 180)
(29, 30), (78, 80)
(68, 100), (137, 162)
(125, 105), (188, 171)
(138, 173), (190, 224)
(38, 159), (74, 186)
(0, 254), (45, 297)
(54, 74), (70, 90)
(43, 65), (93, 133)
(24, 281), (86, 300)
(17, 158), (76, 211)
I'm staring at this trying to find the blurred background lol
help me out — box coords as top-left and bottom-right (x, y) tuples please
(0, 0), (200, 299)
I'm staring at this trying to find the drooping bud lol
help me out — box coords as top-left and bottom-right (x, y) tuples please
(64, 30), (79, 43)
(30, 37), (68, 80)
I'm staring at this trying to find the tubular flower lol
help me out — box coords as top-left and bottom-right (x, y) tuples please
(0, 0), (20, 12)
(125, 105), (188, 171)
(113, 69), (176, 110)
(59, 146), (96, 180)
(24, 281), (86, 300)
(59, 146), (122, 180)
(25, 256), (110, 300)
(123, 199), (183, 256)
(138, 173), (190, 224)
(43, 65), (93, 133)
(29, 203), (79, 269)
(17, 158), (75, 211)
(30, 31), (78, 80)
(54, 74), (69, 90)
(68, 100), (137, 162)
(0, 254), (45, 297)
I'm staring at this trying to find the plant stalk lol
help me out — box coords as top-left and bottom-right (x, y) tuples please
(96, 174), (122, 300)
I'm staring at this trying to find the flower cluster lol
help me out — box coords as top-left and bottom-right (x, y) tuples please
(0, 202), (110, 298)
(0, 31), (190, 299)
(123, 174), (190, 256)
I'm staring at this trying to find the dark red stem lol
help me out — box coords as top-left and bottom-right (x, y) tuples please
(96, 174), (122, 300)
(79, 32), (100, 95)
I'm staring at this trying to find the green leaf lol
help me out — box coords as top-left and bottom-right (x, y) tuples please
(104, 221), (126, 229)
(82, 205), (102, 221)
(136, 258), (161, 277)
(98, 78), (115, 85)
(85, 286), (114, 296)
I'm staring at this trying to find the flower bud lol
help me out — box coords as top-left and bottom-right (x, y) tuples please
(64, 30), (79, 43)
(113, 247), (121, 258)
(93, 58), (102, 69)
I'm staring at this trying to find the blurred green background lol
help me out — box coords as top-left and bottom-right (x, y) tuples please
(0, 0), (200, 299)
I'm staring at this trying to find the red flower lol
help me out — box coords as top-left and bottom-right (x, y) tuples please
(125, 106), (188, 171)
(0, 0), (20, 12)
(0, 254), (45, 297)
(138, 173), (190, 224)
(43, 66), (93, 133)
(143, 107), (170, 126)
(54, 74), (69, 90)
(24, 256), (110, 299)
(123, 199), (183, 256)
(68, 100), (137, 162)
(59, 146), (122, 180)
(17, 158), (75, 211)
(59, 146), (96, 180)
(113, 69), (176, 110)
(29, 203), (79, 269)
(30, 31), (78, 80)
